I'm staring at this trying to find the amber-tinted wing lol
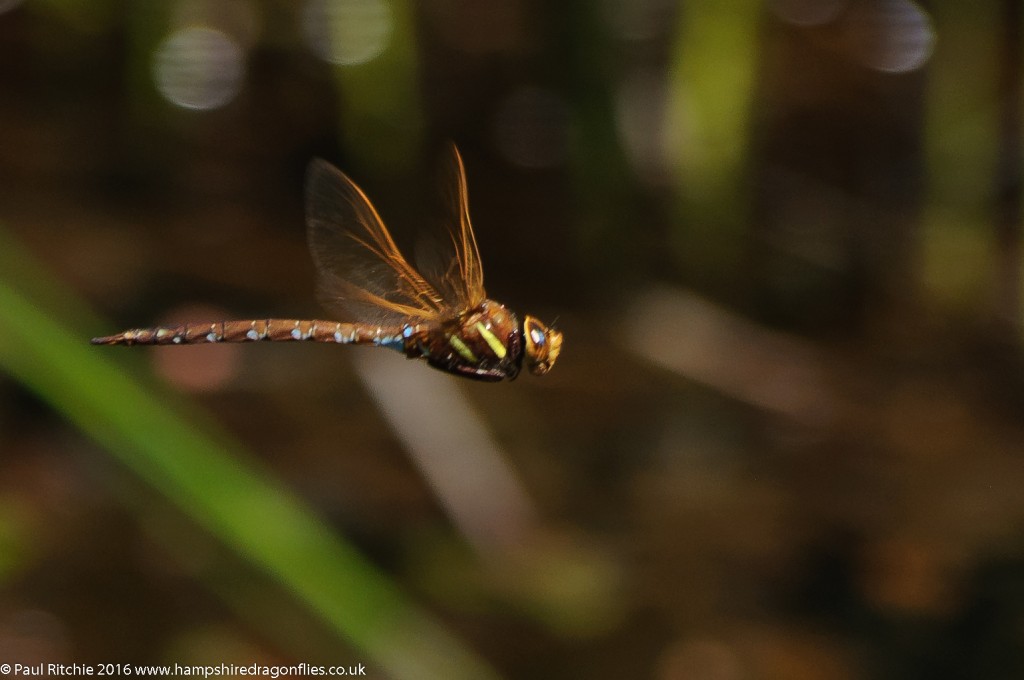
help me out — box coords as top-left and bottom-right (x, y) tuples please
(305, 159), (448, 325)
(415, 144), (487, 312)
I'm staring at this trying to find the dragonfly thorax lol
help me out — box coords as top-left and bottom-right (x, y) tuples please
(402, 299), (524, 381)
(400, 300), (561, 381)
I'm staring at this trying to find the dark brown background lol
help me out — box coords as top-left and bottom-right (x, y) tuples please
(1, 1), (1023, 678)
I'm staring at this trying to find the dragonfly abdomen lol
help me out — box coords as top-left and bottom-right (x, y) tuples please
(91, 319), (409, 347)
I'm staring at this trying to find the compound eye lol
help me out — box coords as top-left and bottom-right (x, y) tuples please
(529, 324), (546, 347)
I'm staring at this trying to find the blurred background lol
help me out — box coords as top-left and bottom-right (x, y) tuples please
(1, 0), (1023, 677)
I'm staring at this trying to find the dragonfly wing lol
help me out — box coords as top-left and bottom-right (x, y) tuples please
(416, 144), (487, 311)
(305, 159), (448, 325)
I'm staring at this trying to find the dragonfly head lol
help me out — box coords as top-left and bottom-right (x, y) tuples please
(522, 316), (562, 376)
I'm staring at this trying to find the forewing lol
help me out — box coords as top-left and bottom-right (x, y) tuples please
(305, 159), (447, 324)
(416, 144), (487, 311)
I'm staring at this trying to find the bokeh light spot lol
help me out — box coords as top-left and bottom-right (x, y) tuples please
(846, 0), (934, 74)
(151, 305), (240, 392)
(0, 0), (24, 16)
(302, 0), (393, 66)
(170, 0), (262, 50)
(153, 26), (245, 111)
(616, 71), (675, 184)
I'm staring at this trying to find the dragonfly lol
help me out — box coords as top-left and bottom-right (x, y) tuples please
(92, 145), (562, 382)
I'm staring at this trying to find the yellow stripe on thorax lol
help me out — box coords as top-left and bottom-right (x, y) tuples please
(448, 334), (478, 363)
(475, 322), (507, 359)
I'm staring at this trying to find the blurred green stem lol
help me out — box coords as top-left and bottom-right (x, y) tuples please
(668, 1), (760, 284)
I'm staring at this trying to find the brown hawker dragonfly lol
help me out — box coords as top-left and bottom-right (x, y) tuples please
(92, 145), (562, 382)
